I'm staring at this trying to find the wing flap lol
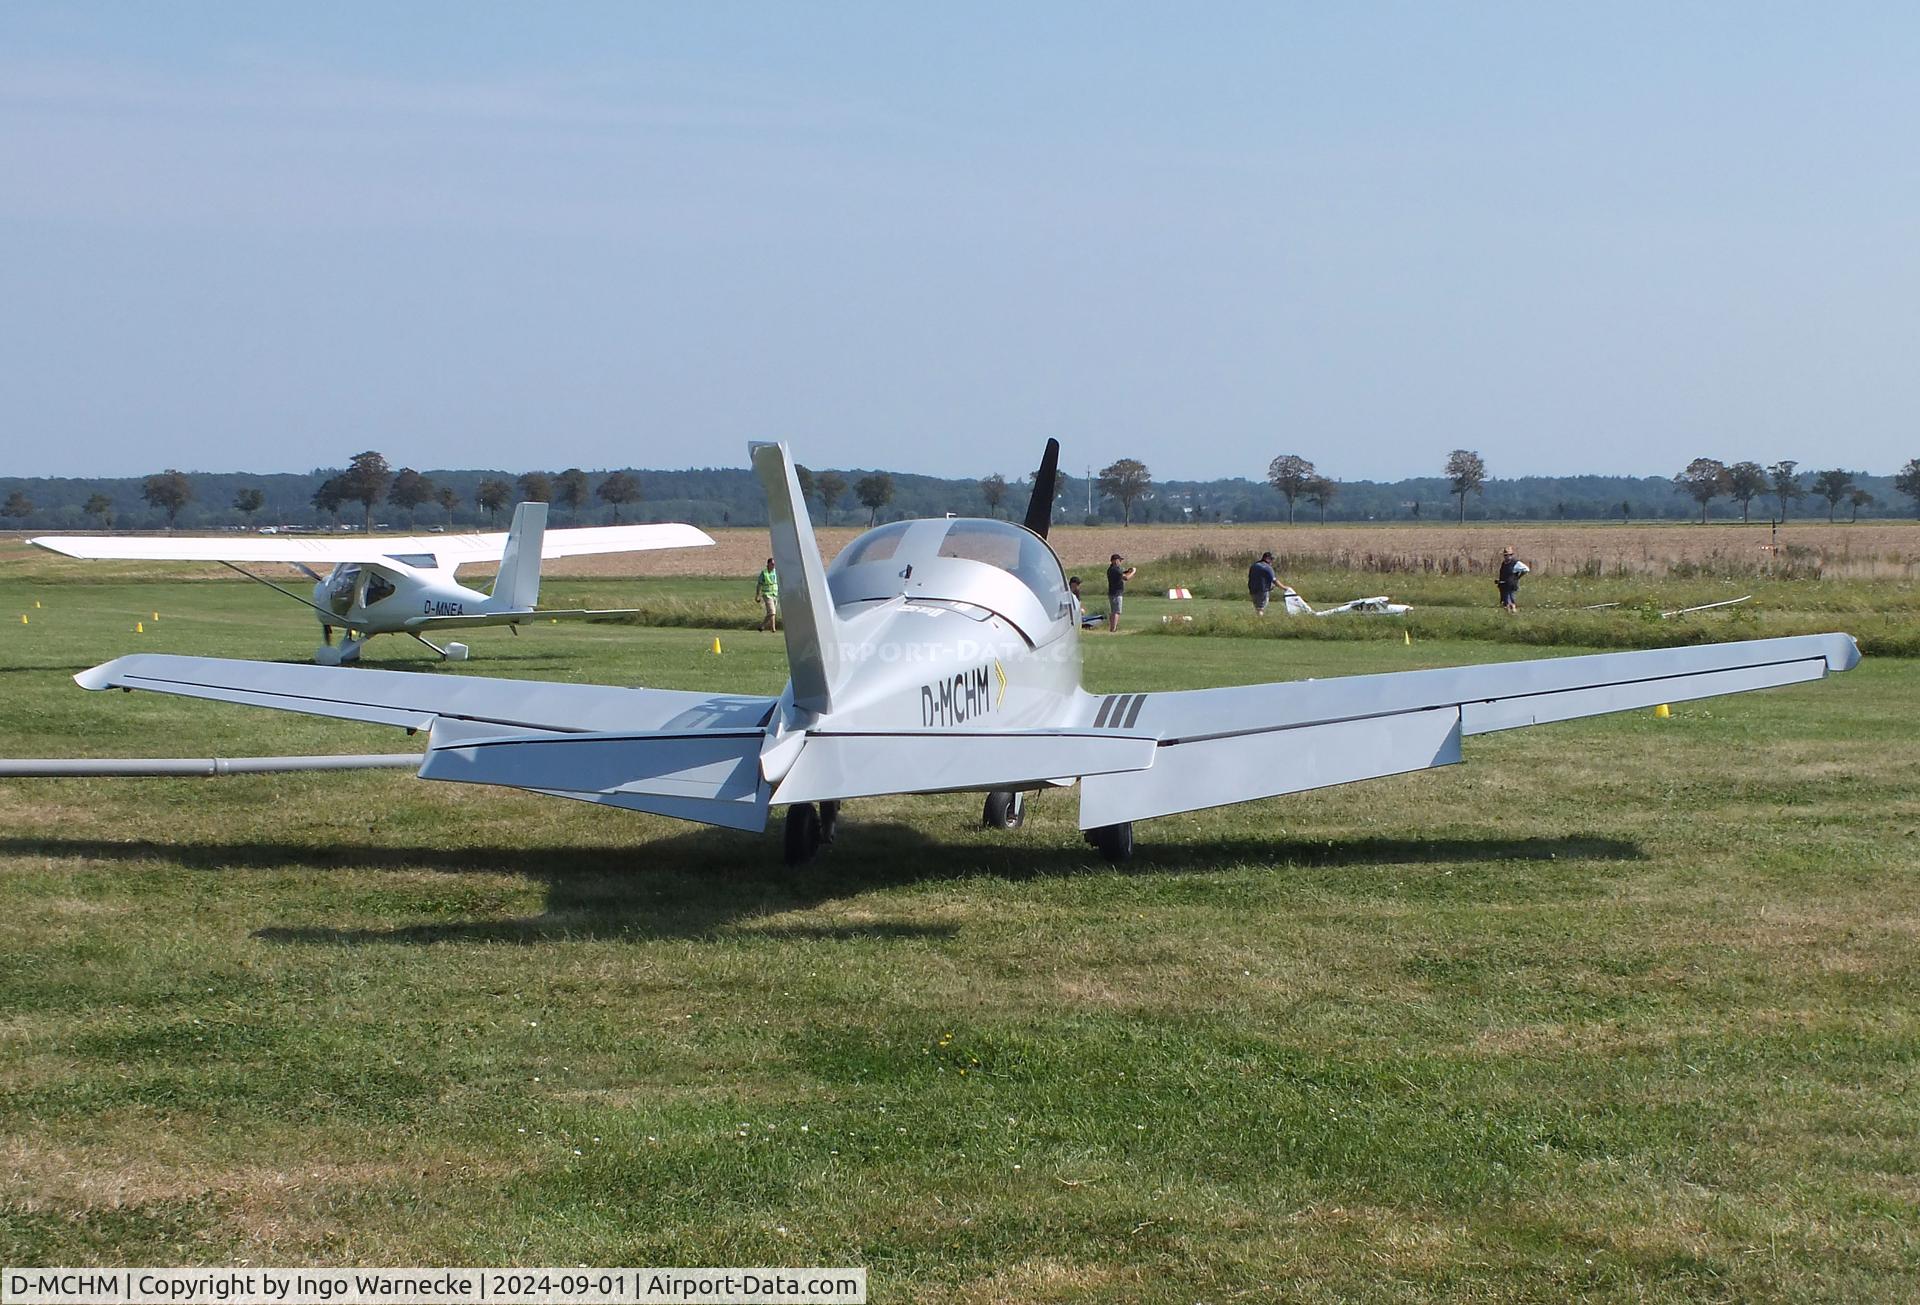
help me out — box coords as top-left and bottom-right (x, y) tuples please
(773, 730), (1156, 804)
(420, 728), (770, 831)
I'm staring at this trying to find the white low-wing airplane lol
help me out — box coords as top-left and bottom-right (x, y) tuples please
(72, 441), (1858, 865)
(34, 504), (712, 664)
(1280, 587), (1412, 617)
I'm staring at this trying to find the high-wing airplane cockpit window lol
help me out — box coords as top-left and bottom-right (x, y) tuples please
(936, 520), (1069, 611)
(323, 564), (361, 612)
(363, 573), (397, 605)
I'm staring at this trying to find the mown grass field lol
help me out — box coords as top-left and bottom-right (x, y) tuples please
(1, 572), (1915, 1301)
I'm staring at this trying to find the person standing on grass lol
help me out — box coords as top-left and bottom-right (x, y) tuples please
(1105, 553), (1136, 633)
(1067, 575), (1085, 626)
(755, 557), (779, 632)
(1247, 551), (1279, 615)
(1496, 545), (1526, 614)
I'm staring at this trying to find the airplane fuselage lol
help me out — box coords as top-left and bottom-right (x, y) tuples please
(312, 558), (495, 635)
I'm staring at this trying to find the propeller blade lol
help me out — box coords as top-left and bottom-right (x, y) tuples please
(1023, 438), (1061, 538)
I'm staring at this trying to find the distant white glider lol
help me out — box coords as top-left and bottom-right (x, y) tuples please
(1280, 587), (1412, 617)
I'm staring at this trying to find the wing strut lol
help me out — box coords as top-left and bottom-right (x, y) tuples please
(217, 560), (339, 621)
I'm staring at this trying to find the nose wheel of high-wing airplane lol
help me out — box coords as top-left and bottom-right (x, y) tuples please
(784, 801), (838, 866)
(1085, 821), (1134, 863)
(982, 789), (1026, 829)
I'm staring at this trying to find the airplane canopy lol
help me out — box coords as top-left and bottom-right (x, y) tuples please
(827, 517), (1070, 641)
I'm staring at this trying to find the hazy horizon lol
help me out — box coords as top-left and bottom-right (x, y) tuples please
(5, 3), (1918, 481)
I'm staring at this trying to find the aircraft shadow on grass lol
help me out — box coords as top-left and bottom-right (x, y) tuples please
(0, 825), (1641, 946)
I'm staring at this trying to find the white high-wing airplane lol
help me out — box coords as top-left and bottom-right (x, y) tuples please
(33, 504), (712, 664)
(1280, 587), (1412, 617)
(72, 441), (1858, 865)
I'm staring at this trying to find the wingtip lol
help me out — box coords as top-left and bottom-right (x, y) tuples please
(74, 658), (127, 691)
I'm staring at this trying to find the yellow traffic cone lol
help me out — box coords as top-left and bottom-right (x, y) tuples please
(1653, 703), (1671, 719)
(1403, 629), (1411, 646)
(135, 621), (145, 634)
(151, 611), (160, 621)
(33, 599), (41, 609)
(19, 614), (27, 625)
(711, 637), (723, 654)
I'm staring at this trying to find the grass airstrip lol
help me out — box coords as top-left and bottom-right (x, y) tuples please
(0, 552), (1915, 1302)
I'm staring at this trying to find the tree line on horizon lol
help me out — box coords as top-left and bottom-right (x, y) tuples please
(4, 448), (1917, 533)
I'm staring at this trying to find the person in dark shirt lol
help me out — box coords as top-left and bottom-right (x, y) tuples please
(1496, 546), (1526, 613)
(1247, 551), (1279, 615)
(1105, 553), (1135, 633)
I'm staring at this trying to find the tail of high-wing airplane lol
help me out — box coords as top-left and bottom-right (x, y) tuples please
(750, 441), (846, 715)
(488, 502), (547, 611)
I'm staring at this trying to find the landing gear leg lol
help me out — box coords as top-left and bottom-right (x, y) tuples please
(409, 633), (470, 661)
(818, 800), (840, 846)
(784, 803), (823, 866)
(983, 790), (1026, 829)
(1085, 821), (1134, 863)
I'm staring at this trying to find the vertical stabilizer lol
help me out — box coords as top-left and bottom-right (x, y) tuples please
(750, 442), (841, 715)
(490, 502), (548, 610)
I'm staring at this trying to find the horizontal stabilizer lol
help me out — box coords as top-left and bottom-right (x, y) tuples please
(773, 729), (1155, 804)
(421, 728), (770, 831)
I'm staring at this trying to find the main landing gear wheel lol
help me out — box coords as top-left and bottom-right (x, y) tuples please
(784, 803), (823, 866)
(1085, 821), (1134, 863)
(982, 790), (1026, 829)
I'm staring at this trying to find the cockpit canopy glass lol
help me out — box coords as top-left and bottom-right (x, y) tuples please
(832, 520), (912, 569)
(827, 518), (1069, 622)
(935, 521), (1066, 606)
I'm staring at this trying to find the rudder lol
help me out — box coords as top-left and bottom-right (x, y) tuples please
(491, 502), (548, 610)
(750, 441), (842, 714)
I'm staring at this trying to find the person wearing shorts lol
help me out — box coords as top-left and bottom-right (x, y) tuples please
(1105, 553), (1135, 633)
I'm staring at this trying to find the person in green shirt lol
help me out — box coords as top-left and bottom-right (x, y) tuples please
(755, 557), (779, 632)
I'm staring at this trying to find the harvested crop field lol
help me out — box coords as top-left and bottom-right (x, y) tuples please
(538, 521), (1920, 580)
(9, 520), (1920, 584)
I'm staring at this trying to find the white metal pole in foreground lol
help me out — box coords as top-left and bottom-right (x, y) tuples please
(0, 754), (421, 777)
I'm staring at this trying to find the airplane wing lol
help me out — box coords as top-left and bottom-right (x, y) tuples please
(29, 523), (713, 567)
(74, 654), (779, 830)
(1075, 633), (1859, 828)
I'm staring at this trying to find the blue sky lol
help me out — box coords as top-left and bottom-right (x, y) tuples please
(3, 2), (1916, 480)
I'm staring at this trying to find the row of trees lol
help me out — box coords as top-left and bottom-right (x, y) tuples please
(1672, 458), (1915, 523)
(307, 454), (662, 529)
(959, 448), (1920, 529)
(13, 453), (1919, 532)
(1263, 449), (1486, 524)
(793, 466), (897, 526)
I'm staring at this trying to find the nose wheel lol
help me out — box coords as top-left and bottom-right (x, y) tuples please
(982, 789), (1026, 829)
